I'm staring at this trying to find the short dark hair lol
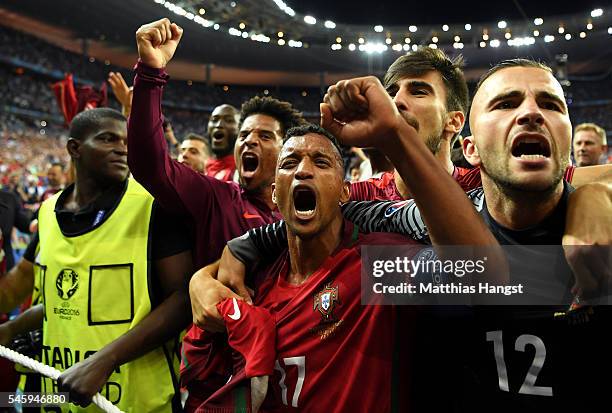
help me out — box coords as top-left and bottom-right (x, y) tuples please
(384, 47), (469, 115)
(183, 133), (209, 146)
(475, 59), (553, 96)
(69, 108), (126, 141)
(50, 162), (65, 171)
(284, 123), (344, 168)
(240, 96), (304, 136)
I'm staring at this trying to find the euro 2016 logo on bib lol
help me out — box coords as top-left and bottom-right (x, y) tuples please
(56, 269), (79, 300)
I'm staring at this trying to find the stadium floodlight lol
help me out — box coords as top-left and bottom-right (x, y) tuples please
(609, 27), (612, 34)
(374, 25), (384, 32)
(241, 32), (248, 38)
(533, 30), (539, 36)
(565, 33), (572, 40)
(454, 35), (460, 41)
(534, 18), (543, 26)
(198, 8), (205, 14)
(272, 0), (295, 17)
(465, 24), (472, 30)
(432, 36), (438, 43)
(288, 40), (302, 47)
(251, 34), (271, 43)
(403, 44), (410, 51)
(429, 43), (438, 49)
(442, 24), (449, 31)
(409, 25), (417, 32)
(304, 15), (317, 25)
(505, 32), (512, 39)
(411, 44), (418, 51)
(544, 35), (555, 42)
(587, 23), (593, 30)
(213, 24), (220, 30)
(278, 38), (286, 45)
(404, 37), (411, 43)
(385, 38), (392, 44)
(453, 42), (464, 49)
(364, 43), (387, 54)
(479, 41), (486, 47)
(490, 39), (500, 47)
(580, 32), (586, 38)
(591, 9), (603, 18)
(498, 21), (507, 29)
(358, 37), (365, 44)
(324, 20), (336, 29)
(483, 33), (489, 40)
(508, 36), (535, 47)
(348, 43), (356, 51)
(336, 37), (342, 43)
(392, 43), (403, 51)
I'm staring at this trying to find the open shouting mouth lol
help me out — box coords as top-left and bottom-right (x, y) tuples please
(293, 184), (317, 220)
(211, 129), (227, 146)
(241, 151), (260, 178)
(511, 133), (551, 161)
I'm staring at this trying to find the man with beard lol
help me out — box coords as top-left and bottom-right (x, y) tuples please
(204, 104), (241, 181)
(319, 59), (612, 411)
(40, 163), (65, 202)
(350, 48), (606, 201)
(127, 18), (304, 410)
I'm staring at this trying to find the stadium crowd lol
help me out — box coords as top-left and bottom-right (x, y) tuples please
(0, 14), (611, 413)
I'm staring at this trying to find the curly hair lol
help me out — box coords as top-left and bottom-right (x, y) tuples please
(240, 96), (305, 136)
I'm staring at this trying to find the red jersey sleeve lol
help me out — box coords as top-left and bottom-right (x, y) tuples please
(217, 298), (276, 377)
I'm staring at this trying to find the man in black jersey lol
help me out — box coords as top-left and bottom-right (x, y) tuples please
(331, 59), (612, 412)
(207, 59), (611, 412)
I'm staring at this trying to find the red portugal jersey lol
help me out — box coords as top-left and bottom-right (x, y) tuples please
(251, 222), (418, 412)
(192, 222), (420, 412)
(205, 154), (237, 182)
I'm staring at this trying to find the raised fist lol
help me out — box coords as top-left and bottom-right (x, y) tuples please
(136, 18), (183, 69)
(320, 76), (411, 150)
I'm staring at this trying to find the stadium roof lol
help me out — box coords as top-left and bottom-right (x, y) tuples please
(2, 0), (611, 84)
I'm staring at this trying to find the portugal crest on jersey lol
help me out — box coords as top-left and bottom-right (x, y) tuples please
(314, 284), (339, 322)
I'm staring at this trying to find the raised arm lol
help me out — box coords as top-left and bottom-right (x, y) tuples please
(128, 18), (220, 217)
(321, 76), (496, 246)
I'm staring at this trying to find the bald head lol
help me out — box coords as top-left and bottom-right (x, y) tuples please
(207, 104), (240, 157)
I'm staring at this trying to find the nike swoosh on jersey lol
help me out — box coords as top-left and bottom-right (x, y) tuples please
(228, 297), (241, 320)
(243, 212), (261, 219)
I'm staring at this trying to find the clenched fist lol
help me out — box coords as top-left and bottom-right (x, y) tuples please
(320, 76), (411, 150)
(136, 18), (183, 69)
